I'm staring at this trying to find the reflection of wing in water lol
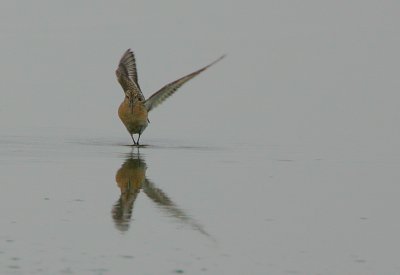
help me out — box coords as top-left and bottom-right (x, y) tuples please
(112, 151), (211, 239)
(112, 156), (146, 232)
(143, 179), (211, 238)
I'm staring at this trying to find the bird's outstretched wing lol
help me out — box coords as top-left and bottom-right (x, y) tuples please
(116, 49), (144, 100)
(117, 49), (140, 89)
(144, 55), (225, 112)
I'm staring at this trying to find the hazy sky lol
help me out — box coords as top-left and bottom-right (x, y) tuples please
(1, 1), (399, 153)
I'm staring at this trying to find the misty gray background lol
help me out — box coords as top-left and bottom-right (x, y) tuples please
(1, 0), (397, 150)
(1, 1), (400, 274)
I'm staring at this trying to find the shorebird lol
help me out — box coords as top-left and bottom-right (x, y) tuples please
(116, 49), (225, 145)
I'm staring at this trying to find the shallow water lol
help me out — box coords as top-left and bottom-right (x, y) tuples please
(1, 133), (400, 274)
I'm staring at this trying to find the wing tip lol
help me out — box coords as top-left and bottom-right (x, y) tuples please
(206, 54), (226, 69)
(120, 48), (134, 62)
(217, 54), (227, 62)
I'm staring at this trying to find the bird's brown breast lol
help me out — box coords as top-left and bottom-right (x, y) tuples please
(118, 99), (148, 134)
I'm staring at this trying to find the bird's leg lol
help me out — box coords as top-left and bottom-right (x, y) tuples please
(130, 134), (137, 146)
(137, 132), (142, 146)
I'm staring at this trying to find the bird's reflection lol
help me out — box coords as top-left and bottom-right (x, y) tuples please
(112, 150), (210, 238)
(112, 153), (146, 231)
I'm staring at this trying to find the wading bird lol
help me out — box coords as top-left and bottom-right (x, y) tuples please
(116, 49), (224, 145)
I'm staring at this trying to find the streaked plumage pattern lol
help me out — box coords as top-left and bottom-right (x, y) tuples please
(144, 54), (225, 112)
(116, 49), (144, 101)
(116, 49), (224, 145)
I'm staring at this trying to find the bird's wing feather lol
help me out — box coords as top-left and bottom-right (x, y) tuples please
(116, 49), (144, 100)
(144, 55), (225, 112)
(117, 49), (140, 88)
